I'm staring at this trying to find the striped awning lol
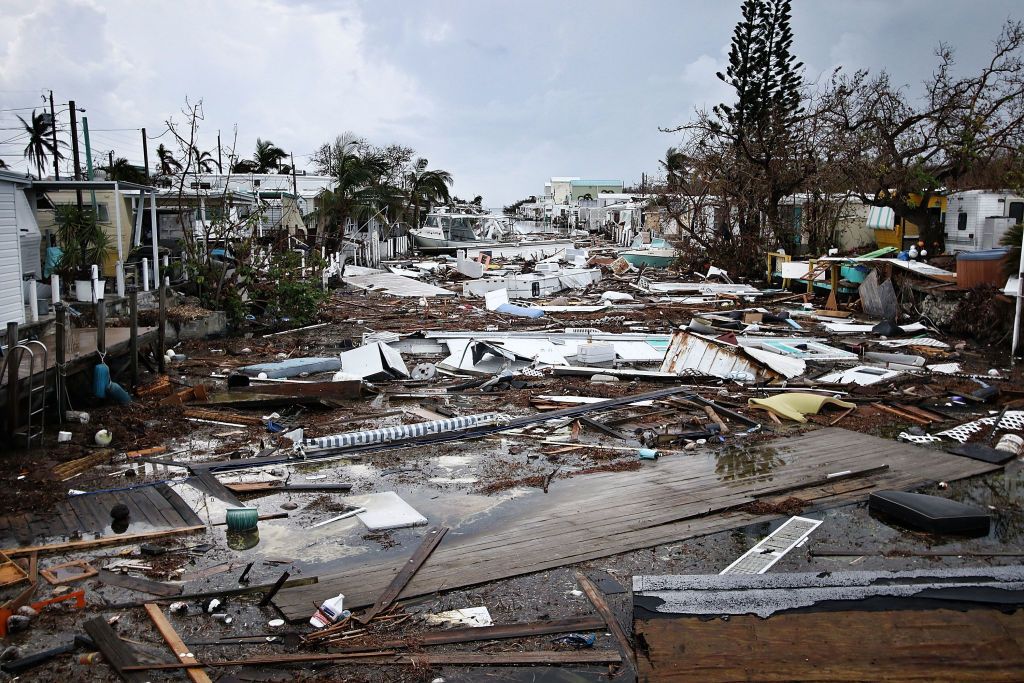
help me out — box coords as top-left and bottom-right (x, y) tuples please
(866, 205), (896, 229)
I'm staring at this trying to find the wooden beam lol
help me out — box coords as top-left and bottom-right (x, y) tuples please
(123, 650), (624, 671)
(99, 570), (182, 598)
(143, 604), (212, 683)
(1, 524), (205, 557)
(576, 571), (636, 671)
(83, 616), (147, 682)
(355, 526), (448, 624)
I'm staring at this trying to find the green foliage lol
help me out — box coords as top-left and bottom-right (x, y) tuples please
(255, 250), (326, 325)
(53, 204), (113, 278)
(1001, 222), (1023, 278)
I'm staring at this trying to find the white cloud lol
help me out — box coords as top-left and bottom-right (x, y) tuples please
(418, 19), (453, 45)
(681, 53), (733, 109)
(0, 0), (432, 172)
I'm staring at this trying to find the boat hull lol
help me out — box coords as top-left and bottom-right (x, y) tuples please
(620, 250), (676, 268)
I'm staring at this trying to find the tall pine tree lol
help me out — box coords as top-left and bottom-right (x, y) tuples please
(712, 0), (805, 250)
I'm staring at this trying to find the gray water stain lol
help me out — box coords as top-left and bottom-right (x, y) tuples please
(712, 444), (785, 483)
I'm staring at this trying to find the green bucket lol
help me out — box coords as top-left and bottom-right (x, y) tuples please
(225, 507), (260, 532)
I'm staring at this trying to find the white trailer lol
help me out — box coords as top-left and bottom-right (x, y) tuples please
(944, 190), (1024, 252)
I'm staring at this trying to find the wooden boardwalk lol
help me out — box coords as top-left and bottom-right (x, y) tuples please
(273, 428), (999, 622)
(1, 326), (158, 391)
(0, 482), (202, 546)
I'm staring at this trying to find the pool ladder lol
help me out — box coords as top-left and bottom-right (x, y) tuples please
(1, 340), (49, 448)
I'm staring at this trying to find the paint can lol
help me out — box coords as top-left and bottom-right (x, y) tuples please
(995, 433), (1024, 456)
(57, 431), (72, 443)
(310, 593), (346, 628)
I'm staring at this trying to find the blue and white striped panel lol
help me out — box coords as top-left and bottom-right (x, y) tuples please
(306, 412), (508, 450)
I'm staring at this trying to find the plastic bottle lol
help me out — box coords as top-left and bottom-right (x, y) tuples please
(309, 593), (346, 628)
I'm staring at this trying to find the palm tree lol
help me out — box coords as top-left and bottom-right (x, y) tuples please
(155, 144), (182, 176)
(253, 138), (287, 173)
(231, 159), (259, 174)
(405, 158), (452, 227)
(661, 146), (688, 191)
(18, 109), (65, 179)
(190, 146), (219, 173)
(0, 159), (7, 169)
(100, 156), (148, 184)
(314, 137), (390, 243)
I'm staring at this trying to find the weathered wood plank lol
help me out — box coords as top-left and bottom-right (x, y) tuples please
(273, 428), (995, 621)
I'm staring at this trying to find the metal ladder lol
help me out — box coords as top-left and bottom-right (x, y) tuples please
(10, 340), (48, 447)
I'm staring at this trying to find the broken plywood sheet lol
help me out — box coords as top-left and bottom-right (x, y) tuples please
(858, 269), (899, 320)
(273, 428), (999, 621)
(355, 492), (428, 530)
(344, 271), (456, 298)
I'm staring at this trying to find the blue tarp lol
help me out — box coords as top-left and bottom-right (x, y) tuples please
(240, 357), (342, 378)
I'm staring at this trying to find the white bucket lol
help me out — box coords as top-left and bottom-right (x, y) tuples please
(995, 433), (1024, 456)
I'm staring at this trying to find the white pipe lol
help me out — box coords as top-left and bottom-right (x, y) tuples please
(28, 279), (38, 323)
(51, 273), (60, 306)
(90, 264), (99, 304)
(149, 191), (160, 289)
(1013, 227), (1024, 357)
(113, 182), (124, 264)
(116, 261), (125, 298)
(142, 257), (150, 291)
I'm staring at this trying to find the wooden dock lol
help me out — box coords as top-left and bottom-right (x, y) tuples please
(272, 428), (999, 622)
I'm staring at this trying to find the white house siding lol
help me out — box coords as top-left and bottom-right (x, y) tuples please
(0, 181), (26, 326)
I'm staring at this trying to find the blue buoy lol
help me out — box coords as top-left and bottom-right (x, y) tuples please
(93, 363), (111, 399)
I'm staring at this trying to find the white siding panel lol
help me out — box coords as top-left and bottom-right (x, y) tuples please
(0, 182), (25, 325)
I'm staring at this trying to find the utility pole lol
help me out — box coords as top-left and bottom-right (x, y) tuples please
(141, 128), (149, 182)
(82, 116), (97, 213)
(69, 101), (83, 209)
(291, 151), (297, 197)
(217, 131), (222, 173)
(48, 91), (59, 179)
(108, 150), (114, 170)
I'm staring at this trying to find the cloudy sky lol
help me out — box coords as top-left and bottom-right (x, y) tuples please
(0, 0), (1020, 205)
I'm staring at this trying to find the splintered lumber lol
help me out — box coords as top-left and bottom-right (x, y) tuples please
(124, 446), (168, 459)
(323, 616), (607, 650)
(52, 449), (114, 480)
(136, 375), (172, 398)
(83, 616), (148, 682)
(356, 526), (448, 624)
(181, 408), (263, 426)
(576, 572), (635, 671)
(105, 574), (315, 610)
(143, 604), (212, 683)
(123, 650), (624, 671)
(703, 406), (730, 434)
(99, 570), (182, 597)
(1, 525), (206, 557)
(159, 384), (209, 406)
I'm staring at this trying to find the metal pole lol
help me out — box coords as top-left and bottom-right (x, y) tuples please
(141, 128), (150, 182)
(129, 287), (138, 386)
(217, 131), (222, 173)
(5, 321), (20, 439)
(48, 91), (59, 180)
(113, 182), (124, 296)
(68, 101), (83, 209)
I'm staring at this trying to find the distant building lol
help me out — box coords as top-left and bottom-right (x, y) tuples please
(569, 179), (624, 202)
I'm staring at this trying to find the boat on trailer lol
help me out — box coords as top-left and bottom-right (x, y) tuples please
(409, 209), (573, 258)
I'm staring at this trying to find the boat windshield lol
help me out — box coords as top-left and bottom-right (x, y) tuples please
(448, 216), (478, 241)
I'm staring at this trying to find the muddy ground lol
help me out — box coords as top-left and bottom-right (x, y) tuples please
(2, 286), (1023, 681)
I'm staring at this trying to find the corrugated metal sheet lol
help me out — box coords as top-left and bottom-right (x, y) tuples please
(0, 182), (25, 325)
(659, 330), (767, 380)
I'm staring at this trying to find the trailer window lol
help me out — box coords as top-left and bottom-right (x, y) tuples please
(1009, 201), (1024, 224)
(957, 212), (967, 231)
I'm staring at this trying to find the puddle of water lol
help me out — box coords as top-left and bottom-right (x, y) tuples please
(711, 444), (785, 483)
